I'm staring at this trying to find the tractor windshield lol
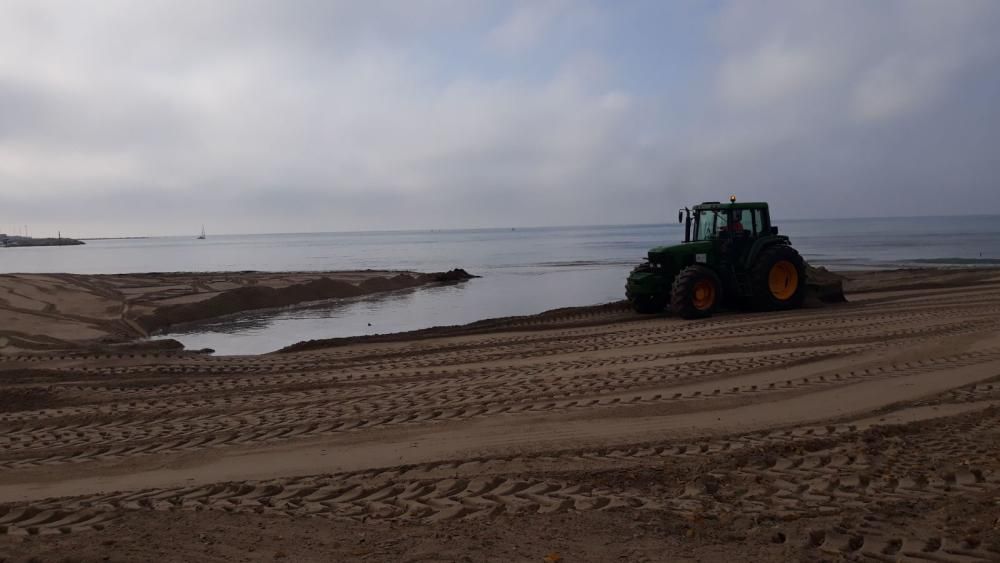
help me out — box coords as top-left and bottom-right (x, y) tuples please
(693, 208), (755, 240)
(693, 210), (721, 241)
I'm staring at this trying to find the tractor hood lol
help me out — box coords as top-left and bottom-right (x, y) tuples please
(647, 241), (712, 266)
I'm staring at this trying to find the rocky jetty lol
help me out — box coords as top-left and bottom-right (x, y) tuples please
(0, 235), (84, 247)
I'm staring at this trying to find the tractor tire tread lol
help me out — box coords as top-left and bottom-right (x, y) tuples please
(670, 265), (722, 320)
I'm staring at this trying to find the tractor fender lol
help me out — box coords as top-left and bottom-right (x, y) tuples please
(743, 235), (791, 269)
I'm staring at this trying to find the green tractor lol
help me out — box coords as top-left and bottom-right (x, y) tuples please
(626, 196), (806, 319)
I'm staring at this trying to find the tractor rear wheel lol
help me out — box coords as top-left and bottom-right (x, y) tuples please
(751, 245), (806, 311)
(671, 265), (722, 319)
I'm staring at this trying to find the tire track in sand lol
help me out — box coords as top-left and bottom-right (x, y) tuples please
(8, 344), (1000, 470)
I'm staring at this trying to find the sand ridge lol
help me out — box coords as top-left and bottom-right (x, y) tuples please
(0, 270), (473, 353)
(0, 268), (999, 561)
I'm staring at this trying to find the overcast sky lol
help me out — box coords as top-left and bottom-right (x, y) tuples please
(2, 0), (999, 237)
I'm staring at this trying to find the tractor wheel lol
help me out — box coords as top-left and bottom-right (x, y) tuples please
(670, 265), (722, 319)
(751, 245), (806, 311)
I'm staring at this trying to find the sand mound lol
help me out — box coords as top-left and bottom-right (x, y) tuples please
(136, 278), (366, 332)
(421, 268), (480, 283)
(805, 264), (847, 305)
(137, 270), (477, 333)
(358, 273), (417, 292)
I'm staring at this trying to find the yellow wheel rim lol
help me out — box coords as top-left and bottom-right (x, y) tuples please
(692, 279), (716, 310)
(768, 260), (799, 300)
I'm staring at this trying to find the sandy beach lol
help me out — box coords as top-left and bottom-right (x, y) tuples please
(1, 268), (1000, 561)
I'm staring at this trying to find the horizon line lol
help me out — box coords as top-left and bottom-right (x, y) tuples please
(62, 211), (1000, 239)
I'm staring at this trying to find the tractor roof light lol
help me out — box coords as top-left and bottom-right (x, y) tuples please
(729, 195), (736, 203)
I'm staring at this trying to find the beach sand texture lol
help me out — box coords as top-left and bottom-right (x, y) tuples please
(1, 268), (1000, 561)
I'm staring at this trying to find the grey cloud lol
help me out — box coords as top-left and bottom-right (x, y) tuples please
(0, 1), (999, 238)
(670, 0), (1000, 219)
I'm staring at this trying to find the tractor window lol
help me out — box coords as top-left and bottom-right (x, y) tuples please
(751, 209), (767, 234)
(715, 209), (754, 236)
(733, 209), (753, 235)
(694, 210), (718, 240)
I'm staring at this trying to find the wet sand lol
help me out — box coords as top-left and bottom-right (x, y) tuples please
(1, 268), (1000, 561)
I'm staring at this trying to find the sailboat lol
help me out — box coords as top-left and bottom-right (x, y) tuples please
(197, 225), (206, 240)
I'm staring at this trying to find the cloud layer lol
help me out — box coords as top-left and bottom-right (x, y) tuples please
(1, 0), (998, 237)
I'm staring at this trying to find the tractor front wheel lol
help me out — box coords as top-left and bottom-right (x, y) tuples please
(626, 262), (667, 314)
(671, 265), (722, 319)
(751, 245), (806, 311)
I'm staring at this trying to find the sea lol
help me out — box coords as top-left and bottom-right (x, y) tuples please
(2, 215), (999, 355)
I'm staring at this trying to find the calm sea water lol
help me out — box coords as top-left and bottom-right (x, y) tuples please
(2, 216), (998, 354)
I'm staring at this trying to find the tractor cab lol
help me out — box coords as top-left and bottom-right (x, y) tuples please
(682, 199), (775, 244)
(677, 199), (777, 268)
